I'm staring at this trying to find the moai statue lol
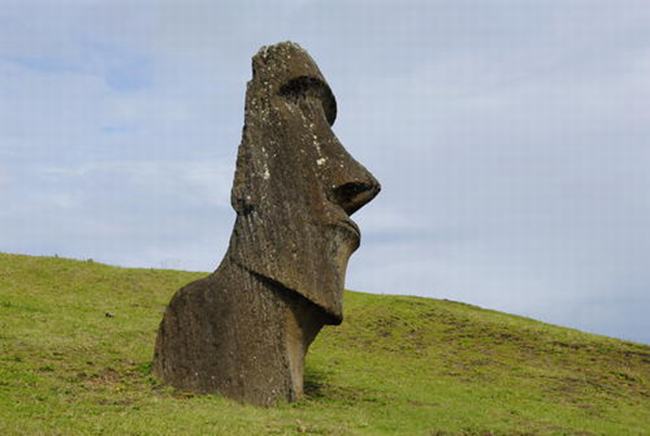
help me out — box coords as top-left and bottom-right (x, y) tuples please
(152, 42), (380, 406)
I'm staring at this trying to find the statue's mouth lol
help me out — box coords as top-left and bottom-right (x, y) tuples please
(337, 218), (361, 241)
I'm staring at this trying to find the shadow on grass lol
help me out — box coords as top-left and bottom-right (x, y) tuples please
(303, 366), (329, 399)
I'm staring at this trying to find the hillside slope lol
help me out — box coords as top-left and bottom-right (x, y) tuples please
(0, 253), (648, 435)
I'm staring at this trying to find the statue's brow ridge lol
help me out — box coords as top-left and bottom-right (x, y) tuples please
(278, 75), (337, 125)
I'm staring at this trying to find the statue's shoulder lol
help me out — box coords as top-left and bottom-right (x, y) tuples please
(169, 272), (231, 307)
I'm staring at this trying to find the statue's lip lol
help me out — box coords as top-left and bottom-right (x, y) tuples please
(338, 218), (361, 239)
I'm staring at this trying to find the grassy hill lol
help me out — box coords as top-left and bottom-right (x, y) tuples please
(0, 253), (649, 435)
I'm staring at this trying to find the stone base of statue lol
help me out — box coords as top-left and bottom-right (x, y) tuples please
(153, 259), (329, 406)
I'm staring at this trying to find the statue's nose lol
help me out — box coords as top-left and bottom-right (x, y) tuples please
(329, 170), (381, 216)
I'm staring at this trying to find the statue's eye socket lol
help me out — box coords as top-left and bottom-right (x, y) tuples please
(278, 76), (337, 126)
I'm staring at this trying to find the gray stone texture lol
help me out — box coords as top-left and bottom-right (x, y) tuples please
(152, 42), (380, 406)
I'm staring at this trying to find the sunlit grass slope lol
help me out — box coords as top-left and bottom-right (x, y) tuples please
(1, 253), (649, 435)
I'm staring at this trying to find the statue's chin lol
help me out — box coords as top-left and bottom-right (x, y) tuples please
(234, 261), (347, 325)
(226, 218), (359, 323)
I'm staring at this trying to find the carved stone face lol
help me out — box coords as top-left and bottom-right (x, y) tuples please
(229, 43), (380, 323)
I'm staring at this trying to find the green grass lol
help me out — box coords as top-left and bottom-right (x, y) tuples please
(1, 252), (649, 435)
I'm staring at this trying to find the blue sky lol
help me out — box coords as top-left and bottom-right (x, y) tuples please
(1, 1), (649, 344)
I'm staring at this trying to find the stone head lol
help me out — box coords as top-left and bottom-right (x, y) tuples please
(228, 42), (380, 323)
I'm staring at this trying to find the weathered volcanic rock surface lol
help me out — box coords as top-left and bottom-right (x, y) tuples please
(153, 41), (380, 406)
